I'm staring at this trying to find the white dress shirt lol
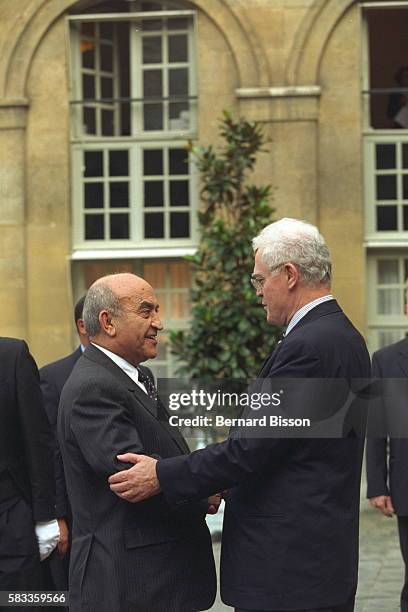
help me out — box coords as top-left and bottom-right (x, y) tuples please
(91, 343), (148, 395)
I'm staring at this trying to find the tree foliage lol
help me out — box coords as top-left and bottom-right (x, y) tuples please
(169, 112), (279, 379)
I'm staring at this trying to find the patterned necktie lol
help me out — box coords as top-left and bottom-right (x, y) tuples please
(136, 367), (158, 402)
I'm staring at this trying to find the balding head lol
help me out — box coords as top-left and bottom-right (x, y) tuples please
(83, 273), (162, 366)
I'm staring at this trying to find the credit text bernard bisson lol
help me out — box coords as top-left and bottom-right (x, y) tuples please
(167, 389), (311, 428)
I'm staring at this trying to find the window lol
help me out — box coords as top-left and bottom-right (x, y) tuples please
(364, 136), (408, 235)
(367, 254), (408, 351)
(362, 4), (408, 130)
(69, 1), (197, 250)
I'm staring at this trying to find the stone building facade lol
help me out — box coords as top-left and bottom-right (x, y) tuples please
(0, 0), (406, 373)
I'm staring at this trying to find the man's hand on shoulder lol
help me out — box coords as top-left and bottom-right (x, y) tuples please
(369, 495), (395, 517)
(108, 453), (160, 502)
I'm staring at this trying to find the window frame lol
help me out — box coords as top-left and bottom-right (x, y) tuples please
(67, 6), (199, 252)
(72, 140), (198, 249)
(367, 252), (408, 352)
(361, 1), (408, 135)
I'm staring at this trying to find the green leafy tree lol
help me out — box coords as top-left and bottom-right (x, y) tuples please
(170, 112), (279, 379)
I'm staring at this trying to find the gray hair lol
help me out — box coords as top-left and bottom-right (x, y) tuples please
(82, 283), (123, 338)
(252, 218), (332, 287)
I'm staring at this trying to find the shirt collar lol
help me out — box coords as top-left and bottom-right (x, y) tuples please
(284, 294), (334, 337)
(90, 342), (140, 379)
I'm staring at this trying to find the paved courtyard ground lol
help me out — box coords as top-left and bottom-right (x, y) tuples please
(208, 507), (404, 612)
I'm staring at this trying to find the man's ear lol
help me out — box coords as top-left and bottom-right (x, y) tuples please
(76, 318), (87, 336)
(99, 310), (116, 337)
(285, 263), (299, 290)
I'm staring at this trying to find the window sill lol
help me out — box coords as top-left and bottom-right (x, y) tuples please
(70, 246), (198, 260)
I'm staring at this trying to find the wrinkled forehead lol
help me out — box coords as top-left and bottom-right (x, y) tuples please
(119, 280), (158, 308)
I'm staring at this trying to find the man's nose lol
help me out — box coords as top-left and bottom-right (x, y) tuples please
(152, 314), (163, 330)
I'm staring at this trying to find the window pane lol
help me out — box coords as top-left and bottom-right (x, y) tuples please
(169, 68), (188, 96)
(377, 288), (401, 315)
(84, 183), (103, 209)
(168, 35), (188, 63)
(143, 37), (162, 64)
(101, 77), (113, 99)
(377, 205), (397, 231)
(168, 18), (189, 30)
(101, 109), (114, 136)
(145, 213), (164, 238)
(84, 151), (103, 177)
(170, 180), (189, 206)
(109, 150), (128, 176)
(81, 22), (95, 37)
(82, 74), (95, 99)
(169, 149), (188, 174)
(100, 45), (113, 71)
(377, 259), (398, 284)
(83, 107), (96, 134)
(169, 102), (189, 130)
(144, 181), (164, 207)
(110, 182), (129, 208)
(403, 175), (408, 199)
(379, 330), (404, 348)
(142, 19), (163, 32)
(100, 23), (114, 41)
(143, 262), (166, 287)
(82, 43), (95, 69)
(170, 212), (189, 238)
(170, 293), (190, 318)
(376, 144), (396, 170)
(376, 175), (397, 200)
(144, 150), (163, 175)
(143, 103), (163, 130)
(143, 70), (163, 97)
(169, 261), (191, 287)
(110, 213), (129, 239)
(403, 144), (408, 169)
(85, 214), (104, 239)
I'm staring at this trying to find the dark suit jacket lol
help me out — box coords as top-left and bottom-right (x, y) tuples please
(366, 338), (408, 516)
(58, 344), (216, 612)
(0, 338), (55, 575)
(157, 300), (371, 611)
(40, 347), (82, 519)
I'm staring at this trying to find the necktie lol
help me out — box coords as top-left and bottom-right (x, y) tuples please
(136, 367), (170, 422)
(136, 367), (158, 402)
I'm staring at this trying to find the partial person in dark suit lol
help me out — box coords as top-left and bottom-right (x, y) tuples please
(39, 295), (89, 593)
(0, 338), (59, 612)
(58, 274), (218, 612)
(109, 218), (371, 612)
(366, 306), (408, 611)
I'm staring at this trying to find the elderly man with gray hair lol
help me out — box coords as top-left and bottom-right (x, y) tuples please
(58, 273), (217, 612)
(108, 218), (371, 612)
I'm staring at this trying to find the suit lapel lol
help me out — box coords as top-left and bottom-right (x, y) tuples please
(83, 344), (158, 418)
(83, 345), (189, 453)
(258, 340), (285, 376)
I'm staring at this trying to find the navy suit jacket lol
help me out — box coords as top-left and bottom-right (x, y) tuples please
(157, 300), (371, 610)
(366, 338), (408, 516)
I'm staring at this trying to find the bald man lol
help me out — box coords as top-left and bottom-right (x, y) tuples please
(58, 274), (217, 612)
